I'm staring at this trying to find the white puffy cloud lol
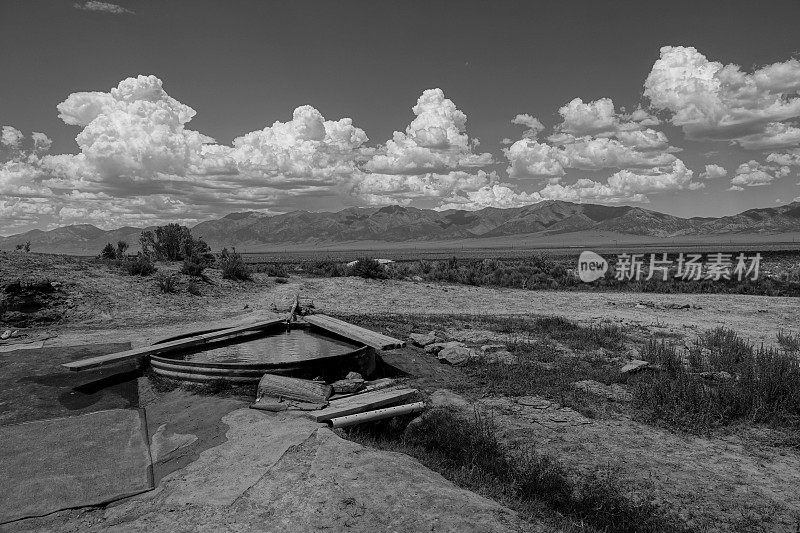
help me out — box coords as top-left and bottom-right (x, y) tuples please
(644, 46), (800, 148)
(437, 184), (542, 211)
(511, 114), (545, 139)
(730, 160), (790, 187)
(358, 89), (494, 206)
(506, 97), (681, 181)
(1, 126), (24, 149)
(73, 1), (134, 15)
(700, 164), (727, 179)
(349, 170), (496, 206)
(766, 148), (800, 166)
(31, 132), (52, 152)
(537, 159), (699, 204)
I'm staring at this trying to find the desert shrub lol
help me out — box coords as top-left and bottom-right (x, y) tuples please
(349, 257), (387, 279)
(116, 240), (128, 258)
(140, 224), (211, 262)
(302, 259), (347, 277)
(100, 242), (117, 260)
(123, 254), (156, 276)
(348, 408), (687, 533)
(631, 328), (800, 429)
(187, 279), (201, 296)
(181, 257), (206, 277)
(777, 330), (800, 352)
(253, 263), (288, 277)
(219, 248), (251, 281)
(156, 273), (178, 293)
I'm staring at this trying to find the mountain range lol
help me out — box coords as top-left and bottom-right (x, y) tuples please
(2, 200), (799, 255)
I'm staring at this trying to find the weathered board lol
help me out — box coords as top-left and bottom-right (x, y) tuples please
(304, 314), (405, 350)
(62, 318), (285, 371)
(256, 374), (333, 403)
(310, 387), (417, 422)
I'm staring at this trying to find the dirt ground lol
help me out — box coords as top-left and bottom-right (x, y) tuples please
(2, 254), (800, 532)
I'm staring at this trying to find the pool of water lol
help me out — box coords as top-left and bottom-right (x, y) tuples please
(181, 327), (362, 364)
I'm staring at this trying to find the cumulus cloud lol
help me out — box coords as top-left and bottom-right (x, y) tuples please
(356, 89), (495, 205)
(767, 148), (800, 166)
(73, 1), (134, 15)
(700, 164), (727, 179)
(730, 160), (790, 187)
(505, 97), (681, 182)
(537, 160), (699, 204)
(1, 126), (24, 149)
(511, 114), (545, 139)
(437, 184), (542, 211)
(644, 46), (800, 149)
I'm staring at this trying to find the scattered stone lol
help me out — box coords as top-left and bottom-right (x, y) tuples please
(620, 359), (650, 374)
(480, 344), (506, 354)
(345, 371), (363, 380)
(0, 330), (11, 340)
(409, 332), (437, 347)
(411, 276), (423, 282)
(425, 341), (460, 355)
(331, 378), (365, 394)
(437, 344), (478, 366)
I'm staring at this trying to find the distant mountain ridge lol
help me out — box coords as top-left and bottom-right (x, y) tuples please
(2, 200), (800, 255)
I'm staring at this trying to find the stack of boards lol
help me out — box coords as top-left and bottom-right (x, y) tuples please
(251, 374), (424, 429)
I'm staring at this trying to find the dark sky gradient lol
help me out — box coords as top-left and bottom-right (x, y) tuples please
(1, 0), (799, 218)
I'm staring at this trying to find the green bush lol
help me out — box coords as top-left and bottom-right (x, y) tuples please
(156, 273), (178, 293)
(100, 242), (117, 260)
(349, 258), (387, 279)
(124, 255), (156, 276)
(302, 259), (347, 277)
(181, 257), (206, 277)
(187, 279), (201, 296)
(631, 328), (800, 429)
(140, 223), (211, 262)
(219, 248), (251, 281)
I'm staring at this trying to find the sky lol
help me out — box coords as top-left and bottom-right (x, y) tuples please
(1, 0), (800, 235)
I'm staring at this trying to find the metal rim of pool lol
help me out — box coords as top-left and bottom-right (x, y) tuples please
(149, 322), (376, 383)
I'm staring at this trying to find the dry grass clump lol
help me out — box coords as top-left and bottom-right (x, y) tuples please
(631, 327), (800, 429)
(122, 254), (156, 276)
(347, 408), (688, 533)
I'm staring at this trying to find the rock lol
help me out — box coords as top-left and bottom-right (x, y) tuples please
(480, 344), (506, 354)
(437, 344), (478, 366)
(345, 371), (363, 380)
(331, 378), (365, 394)
(620, 359), (650, 374)
(0, 330), (11, 340)
(411, 276), (423, 282)
(425, 341), (460, 355)
(409, 332), (437, 347)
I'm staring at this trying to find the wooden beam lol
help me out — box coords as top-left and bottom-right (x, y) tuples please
(310, 388), (417, 422)
(62, 318), (285, 371)
(328, 402), (425, 428)
(304, 314), (405, 350)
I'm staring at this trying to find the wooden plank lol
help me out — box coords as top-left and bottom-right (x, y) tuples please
(304, 315), (405, 350)
(328, 402), (425, 428)
(310, 388), (417, 422)
(256, 374), (333, 403)
(62, 318), (285, 371)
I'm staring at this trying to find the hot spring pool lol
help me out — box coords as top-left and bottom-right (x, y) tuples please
(149, 323), (375, 383)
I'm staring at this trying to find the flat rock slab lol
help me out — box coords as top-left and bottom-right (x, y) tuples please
(0, 408), (153, 525)
(20, 409), (538, 532)
(0, 342), (135, 426)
